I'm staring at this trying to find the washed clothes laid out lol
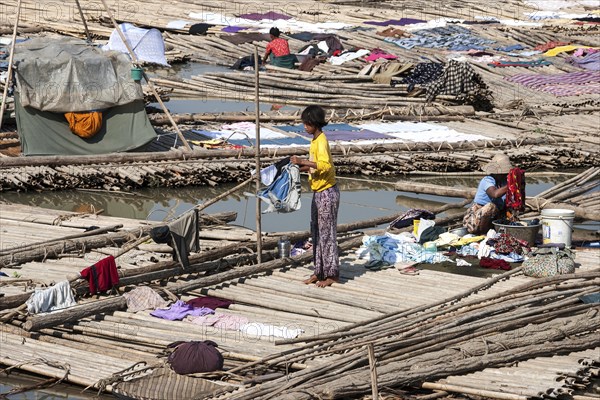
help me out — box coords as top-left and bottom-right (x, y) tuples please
(151, 300), (214, 321)
(398, 63), (444, 92)
(150, 210), (200, 268)
(26, 280), (76, 314)
(488, 59), (551, 68)
(123, 286), (169, 313)
(505, 70), (600, 97)
(385, 25), (495, 51)
(363, 18), (426, 26)
(569, 51), (600, 70)
(389, 208), (435, 229)
(104, 23), (169, 66)
(186, 296), (233, 310)
(187, 314), (304, 338)
(80, 255), (119, 295)
(188, 312), (249, 330)
(426, 60), (488, 101)
(356, 233), (451, 265)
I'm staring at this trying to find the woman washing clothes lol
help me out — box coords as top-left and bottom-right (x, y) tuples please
(262, 27), (297, 69)
(463, 154), (515, 235)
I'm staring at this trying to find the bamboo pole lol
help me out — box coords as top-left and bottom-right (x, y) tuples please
(367, 343), (379, 400)
(254, 45), (262, 264)
(0, 0), (22, 130)
(73, 0), (91, 43)
(98, 0), (192, 152)
(113, 176), (253, 259)
(421, 382), (527, 400)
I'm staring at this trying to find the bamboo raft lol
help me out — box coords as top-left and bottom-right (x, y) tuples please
(1, 0), (600, 396)
(1, 113), (599, 192)
(0, 170), (599, 399)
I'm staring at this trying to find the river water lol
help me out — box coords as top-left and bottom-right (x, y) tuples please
(1, 174), (584, 233)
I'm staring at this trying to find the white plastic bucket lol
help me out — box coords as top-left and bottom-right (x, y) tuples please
(541, 209), (575, 247)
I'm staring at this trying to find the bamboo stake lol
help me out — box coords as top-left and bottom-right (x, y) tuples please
(73, 0), (91, 43)
(0, 0), (22, 130)
(98, 0), (192, 152)
(367, 343), (379, 400)
(254, 45), (262, 264)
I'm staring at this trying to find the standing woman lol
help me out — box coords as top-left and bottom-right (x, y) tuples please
(291, 106), (340, 288)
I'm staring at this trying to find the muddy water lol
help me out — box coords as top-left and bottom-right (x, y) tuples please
(0, 175), (575, 233)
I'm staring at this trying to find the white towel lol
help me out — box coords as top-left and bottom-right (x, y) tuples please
(26, 281), (76, 314)
(239, 322), (304, 339)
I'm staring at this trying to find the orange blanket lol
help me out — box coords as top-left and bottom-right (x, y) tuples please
(64, 111), (103, 138)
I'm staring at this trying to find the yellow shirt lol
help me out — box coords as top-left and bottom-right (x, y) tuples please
(309, 133), (336, 192)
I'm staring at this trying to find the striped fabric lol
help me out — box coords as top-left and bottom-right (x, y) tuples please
(505, 71), (600, 97)
(112, 367), (230, 400)
(537, 83), (600, 97)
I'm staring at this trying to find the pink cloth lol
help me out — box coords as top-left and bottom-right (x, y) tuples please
(187, 312), (249, 330)
(365, 49), (397, 62)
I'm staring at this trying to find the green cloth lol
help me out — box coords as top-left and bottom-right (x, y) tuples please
(15, 97), (157, 156)
(270, 53), (298, 69)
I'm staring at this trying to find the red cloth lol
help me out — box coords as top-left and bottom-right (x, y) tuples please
(534, 41), (570, 52)
(265, 38), (290, 57)
(186, 296), (233, 310)
(506, 168), (525, 211)
(80, 255), (119, 294)
(479, 257), (511, 270)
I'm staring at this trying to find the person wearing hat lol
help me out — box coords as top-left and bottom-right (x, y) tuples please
(262, 27), (297, 69)
(463, 153), (513, 234)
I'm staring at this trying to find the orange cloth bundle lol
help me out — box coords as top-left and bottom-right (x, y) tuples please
(64, 111), (103, 138)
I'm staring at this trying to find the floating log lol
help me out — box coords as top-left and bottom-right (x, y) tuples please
(23, 296), (127, 331)
(395, 181), (476, 199)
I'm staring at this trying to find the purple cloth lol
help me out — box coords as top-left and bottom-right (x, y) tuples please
(505, 70), (600, 97)
(150, 300), (214, 320)
(222, 26), (247, 33)
(187, 296), (233, 310)
(239, 12), (291, 21)
(505, 71), (600, 88)
(364, 18), (426, 26)
(569, 52), (600, 71)
(299, 130), (395, 141)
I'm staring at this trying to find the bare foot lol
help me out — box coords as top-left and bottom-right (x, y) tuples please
(303, 275), (319, 285)
(316, 277), (338, 288)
